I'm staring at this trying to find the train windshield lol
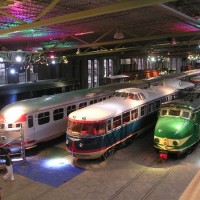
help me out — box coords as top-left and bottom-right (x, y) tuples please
(160, 108), (191, 119)
(67, 120), (106, 136)
(114, 92), (141, 100)
(114, 92), (128, 98)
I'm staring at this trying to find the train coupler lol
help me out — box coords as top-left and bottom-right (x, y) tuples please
(159, 151), (168, 160)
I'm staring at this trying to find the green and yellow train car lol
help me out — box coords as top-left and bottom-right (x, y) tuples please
(154, 94), (200, 159)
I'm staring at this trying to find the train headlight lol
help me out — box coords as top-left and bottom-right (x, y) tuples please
(154, 138), (160, 144)
(173, 140), (179, 146)
(79, 143), (83, 148)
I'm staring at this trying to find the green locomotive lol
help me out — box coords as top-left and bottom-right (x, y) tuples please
(154, 92), (200, 159)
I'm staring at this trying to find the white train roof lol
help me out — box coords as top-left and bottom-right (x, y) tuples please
(0, 78), (194, 117)
(69, 85), (177, 122)
(158, 78), (194, 89)
(190, 76), (200, 83)
(105, 75), (130, 79)
(0, 80), (145, 115)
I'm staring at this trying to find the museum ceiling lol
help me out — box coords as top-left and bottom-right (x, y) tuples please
(0, 0), (200, 57)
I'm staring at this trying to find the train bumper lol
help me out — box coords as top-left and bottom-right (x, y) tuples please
(66, 148), (106, 160)
(159, 151), (168, 160)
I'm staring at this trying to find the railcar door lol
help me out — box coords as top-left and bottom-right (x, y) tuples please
(26, 115), (36, 143)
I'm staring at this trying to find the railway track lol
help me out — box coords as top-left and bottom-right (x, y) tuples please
(107, 158), (182, 200)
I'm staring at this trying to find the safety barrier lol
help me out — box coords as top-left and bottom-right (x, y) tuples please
(0, 130), (27, 167)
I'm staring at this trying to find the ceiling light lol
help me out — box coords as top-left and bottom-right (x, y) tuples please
(171, 37), (176, 45)
(114, 30), (124, 39)
(114, 27), (124, 39)
(16, 55), (22, 62)
(76, 48), (80, 54)
(75, 31), (94, 36)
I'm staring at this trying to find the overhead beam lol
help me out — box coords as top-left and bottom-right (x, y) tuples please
(46, 30), (200, 52)
(0, 0), (175, 35)
(34, 0), (61, 22)
(67, 40), (200, 57)
(0, 10), (26, 24)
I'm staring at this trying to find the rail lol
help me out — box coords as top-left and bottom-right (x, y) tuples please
(179, 170), (200, 200)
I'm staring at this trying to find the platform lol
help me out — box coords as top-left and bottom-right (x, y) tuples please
(0, 131), (200, 200)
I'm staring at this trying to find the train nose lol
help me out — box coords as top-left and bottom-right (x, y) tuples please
(155, 118), (186, 137)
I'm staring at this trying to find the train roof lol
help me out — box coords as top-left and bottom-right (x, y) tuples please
(104, 75), (130, 79)
(161, 89), (200, 111)
(158, 78), (194, 89)
(69, 85), (177, 122)
(0, 77), (195, 116)
(0, 79), (79, 95)
(190, 76), (200, 84)
(161, 100), (200, 111)
(115, 87), (148, 94)
(0, 80), (147, 114)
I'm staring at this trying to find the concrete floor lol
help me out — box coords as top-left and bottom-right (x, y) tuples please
(0, 131), (199, 200)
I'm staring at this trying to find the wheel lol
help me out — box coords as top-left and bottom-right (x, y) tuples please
(101, 147), (115, 160)
(101, 151), (109, 160)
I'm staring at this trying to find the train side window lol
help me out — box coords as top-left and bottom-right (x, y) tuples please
(172, 94), (176, 100)
(8, 124), (12, 128)
(161, 97), (166, 103)
(113, 115), (121, 128)
(191, 114), (196, 121)
(16, 123), (21, 128)
(141, 105), (147, 117)
(155, 100), (161, 109)
(67, 105), (76, 116)
(148, 102), (154, 113)
(122, 112), (130, 124)
(53, 108), (64, 121)
(90, 99), (98, 105)
(79, 102), (87, 109)
(107, 119), (112, 131)
(0, 124), (5, 129)
(99, 97), (106, 102)
(28, 115), (33, 128)
(38, 112), (50, 125)
(131, 108), (138, 120)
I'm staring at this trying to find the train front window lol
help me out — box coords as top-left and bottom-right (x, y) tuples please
(114, 92), (121, 97)
(181, 111), (190, 119)
(128, 94), (139, 100)
(168, 109), (181, 117)
(161, 109), (167, 116)
(121, 93), (128, 98)
(160, 108), (191, 119)
(68, 121), (106, 136)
